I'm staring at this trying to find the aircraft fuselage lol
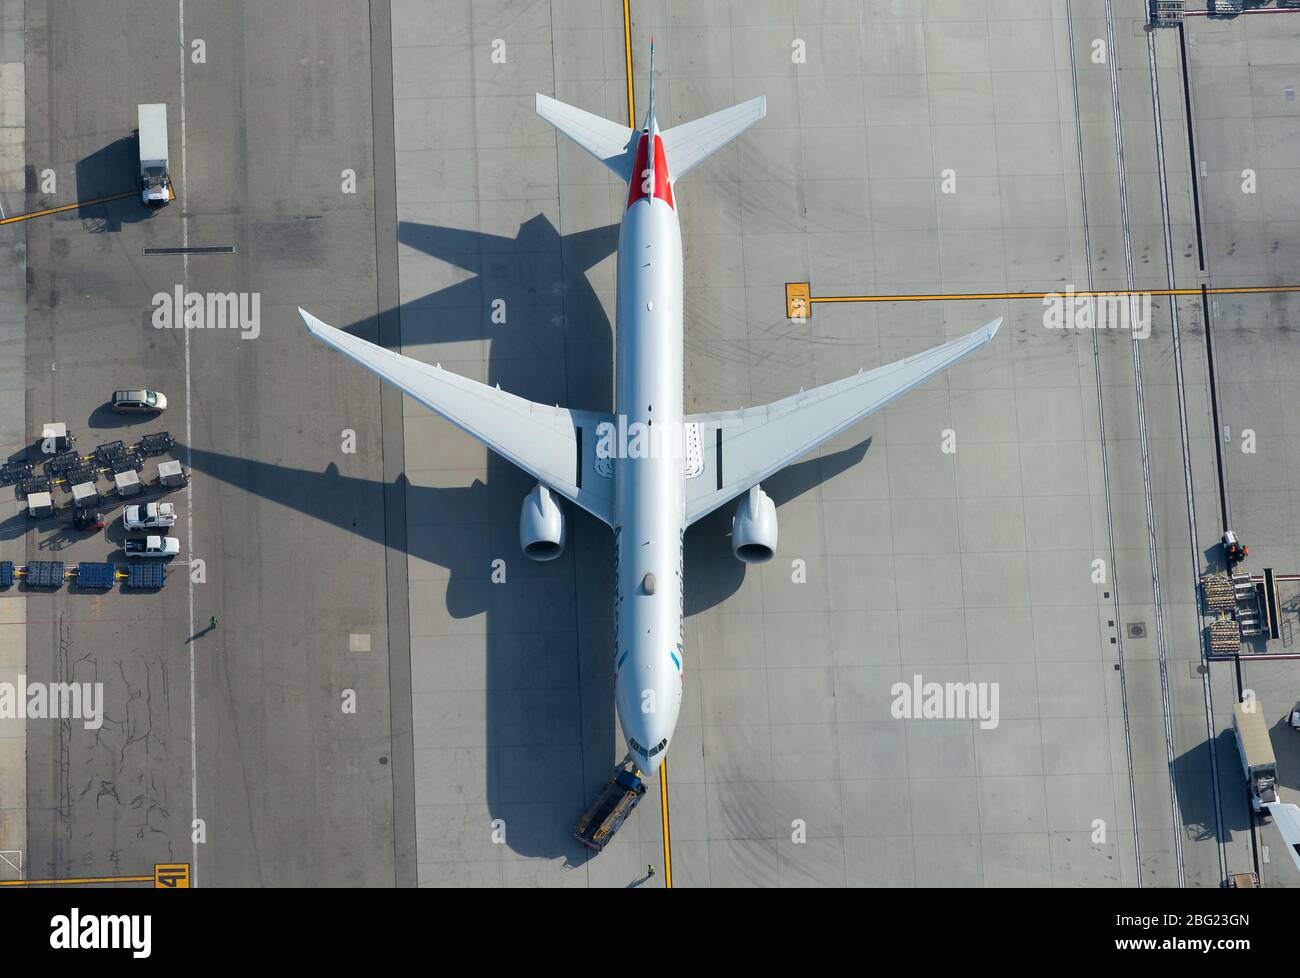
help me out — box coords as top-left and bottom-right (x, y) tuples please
(612, 131), (685, 774)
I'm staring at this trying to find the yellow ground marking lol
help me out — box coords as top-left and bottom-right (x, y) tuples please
(0, 863), (189, 887)
(0, 874), (152, 886)
(786, 281), (811, 319)
(786, 282), (1300, 317)
(153, 863), (190, 888)
(0, 189), (142, 226)
(623, 0), (635, 127)
(659, 760), (672, 888)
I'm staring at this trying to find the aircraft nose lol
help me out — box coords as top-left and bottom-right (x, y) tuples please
(636, 746), (664, 776)
(624, 724), (671, 776)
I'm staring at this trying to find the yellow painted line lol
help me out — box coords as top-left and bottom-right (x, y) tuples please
(0, 189), (139, 226)
(659, 760), (672, 888)
(807, 285), (1300, 304)
(0, 863), (188, 887)
(622, 0), (635, 127)
(0, 875), (153, 886)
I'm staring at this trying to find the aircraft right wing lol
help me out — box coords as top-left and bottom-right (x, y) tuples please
(684, 320), (1001, 525)
(1266, 802), (1300, 872)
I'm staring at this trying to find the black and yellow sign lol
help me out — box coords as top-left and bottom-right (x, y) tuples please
(786, 282), (811, 320)
(154, 864), (190, 888)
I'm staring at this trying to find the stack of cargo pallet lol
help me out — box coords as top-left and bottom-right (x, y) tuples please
(26, 561), (66, 588)
(1200, 574), (1235, 614)
(75, 562), (116, 590)
(138, 431), (175, 457)
(125, 564), (166, 589)
(1209, 618), (1242, 656)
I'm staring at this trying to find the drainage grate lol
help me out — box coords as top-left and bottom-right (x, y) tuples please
(142, 246), (235, 256)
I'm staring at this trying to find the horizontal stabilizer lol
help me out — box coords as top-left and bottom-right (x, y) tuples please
(660, 96), (766, 180)
(535, 94), (636, 180)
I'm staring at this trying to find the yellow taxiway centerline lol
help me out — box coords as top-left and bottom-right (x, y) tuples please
(0, 189), (141, 226)
(809, 285), (1300, 304)
(623, 1), (670, 888)
(659, 760), (672, 888)
(622, 0), (635, 127)
(0, 875), (153, 886)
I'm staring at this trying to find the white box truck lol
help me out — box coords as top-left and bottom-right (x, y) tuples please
(1233, 701), (1278, 813)
(137, 103), (171, 207)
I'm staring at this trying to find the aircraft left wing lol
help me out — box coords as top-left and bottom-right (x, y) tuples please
(299, 309), (616, 527)
(684, 319), (1001, 525)
(536, 94), (636, 181)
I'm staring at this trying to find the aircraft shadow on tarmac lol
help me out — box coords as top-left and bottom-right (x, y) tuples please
(175, 214), (870, 862)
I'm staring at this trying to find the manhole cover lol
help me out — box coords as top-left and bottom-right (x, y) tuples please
(1128, 622), (1147, 638)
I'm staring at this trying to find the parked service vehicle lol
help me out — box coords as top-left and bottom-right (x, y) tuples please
(137, 103), (171, 207)
(124, 535), (180, 559)
(1233, 701), (1279, 813)
(123, 502), (176, 531)
(112, 389), (167, 414)
(573, 764), (646, 852)
(71, 510), (105, 532)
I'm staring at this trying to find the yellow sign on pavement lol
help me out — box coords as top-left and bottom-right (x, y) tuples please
(154, 864), (190, 888)
(786, 282), (811, 320)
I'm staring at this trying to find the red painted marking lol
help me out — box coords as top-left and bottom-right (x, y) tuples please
(652, 135), (673, 208)
(625, 134), (674, 210)
(626, 134), (650, 208)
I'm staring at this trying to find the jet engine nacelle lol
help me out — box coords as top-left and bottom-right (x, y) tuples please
(731, 485), (777, 563)
(520, 483), (565, 561)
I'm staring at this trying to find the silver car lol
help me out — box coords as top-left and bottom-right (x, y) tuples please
(112, 389), (168, 414)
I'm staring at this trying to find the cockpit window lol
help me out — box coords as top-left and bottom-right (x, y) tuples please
(629, 737), (670, 759)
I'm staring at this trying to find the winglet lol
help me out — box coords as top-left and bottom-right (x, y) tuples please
(298, 306), (323, 336)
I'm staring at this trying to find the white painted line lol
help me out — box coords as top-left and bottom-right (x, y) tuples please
(178, 0), (198, 889)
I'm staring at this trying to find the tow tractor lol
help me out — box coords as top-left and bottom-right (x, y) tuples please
(574, 762), (647, 852)
(1223, 529), (1248, 568)
(71, 510), (106, 532)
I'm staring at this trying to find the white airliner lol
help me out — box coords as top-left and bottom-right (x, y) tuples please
(299, 47), (1000, 777)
